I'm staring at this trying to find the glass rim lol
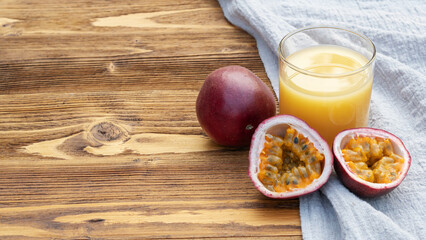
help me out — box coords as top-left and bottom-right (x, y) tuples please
(278, 26), (376, 78)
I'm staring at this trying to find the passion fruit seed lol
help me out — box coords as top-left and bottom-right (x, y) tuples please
(258, 127), (325, 192)
(342, 136), (404, 184)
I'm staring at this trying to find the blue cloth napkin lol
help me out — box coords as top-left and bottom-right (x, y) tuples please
(218, 1), (426, 239)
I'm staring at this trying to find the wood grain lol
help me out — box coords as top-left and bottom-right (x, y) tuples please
(0, 0), (301, 239)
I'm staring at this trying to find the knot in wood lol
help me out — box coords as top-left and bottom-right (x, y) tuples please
(89, 122), (128, 143)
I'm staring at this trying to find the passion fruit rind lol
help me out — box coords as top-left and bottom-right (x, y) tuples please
(333, 128), (411, 198)
(196, 65), (276, 147)
(249, 115), (333, 199)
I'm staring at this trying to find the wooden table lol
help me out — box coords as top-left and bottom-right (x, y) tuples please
(0, 1), (301, 238)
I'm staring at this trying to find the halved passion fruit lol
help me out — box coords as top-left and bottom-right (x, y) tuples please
(333, 128), (411, 197)
(249, 115), (333, 199)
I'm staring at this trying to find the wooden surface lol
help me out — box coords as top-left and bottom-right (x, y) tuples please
(0, 0), (301, 239)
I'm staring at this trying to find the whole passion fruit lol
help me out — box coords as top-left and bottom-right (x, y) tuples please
(196, 65), (276, 147)
(249, 115), (333, 199)
(333, 128), (411, 197)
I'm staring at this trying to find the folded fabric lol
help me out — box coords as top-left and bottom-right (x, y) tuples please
(218, 0), (426, 239)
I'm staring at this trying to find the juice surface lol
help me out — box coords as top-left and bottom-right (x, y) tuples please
(279, 45), (373, 146)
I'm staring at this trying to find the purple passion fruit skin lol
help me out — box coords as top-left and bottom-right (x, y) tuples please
(249, 115), (333, 199)
(196, 65), (276, 147)
(333, 128), (411, 198)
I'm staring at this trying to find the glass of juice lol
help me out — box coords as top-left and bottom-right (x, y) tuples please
(278, 26), (376, 146)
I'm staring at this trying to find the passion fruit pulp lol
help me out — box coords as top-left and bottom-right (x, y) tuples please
(249, 115), (333, 199)
(333, 128), (411, 197)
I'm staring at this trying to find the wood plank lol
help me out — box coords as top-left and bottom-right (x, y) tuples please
(0, 54), (266, 94)
(0, 1), (255, 61)
(0, 200), (299, 239)
(0, 0), (301, 238)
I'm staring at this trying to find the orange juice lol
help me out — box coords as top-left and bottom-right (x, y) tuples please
(279, 45), (373, 146)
